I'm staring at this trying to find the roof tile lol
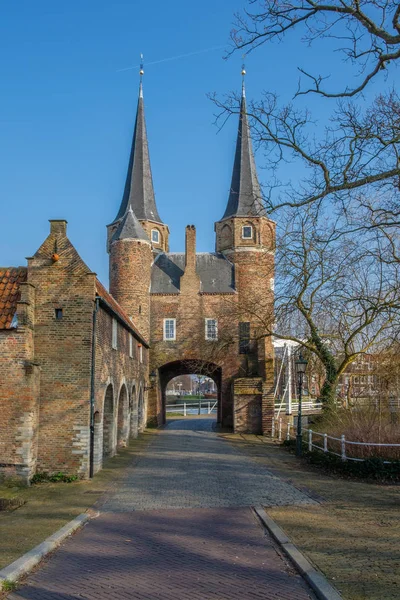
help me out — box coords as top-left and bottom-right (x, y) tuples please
(95, 280), (148, 347)
(0, 267), (27, 329)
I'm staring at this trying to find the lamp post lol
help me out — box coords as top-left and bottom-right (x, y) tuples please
(295, 353), (308, 457)
(144, 370), (157, 392)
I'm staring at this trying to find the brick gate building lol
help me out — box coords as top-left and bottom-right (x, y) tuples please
(0, 74), (275, 483)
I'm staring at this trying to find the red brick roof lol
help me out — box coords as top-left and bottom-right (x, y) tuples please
(0, 267), (27, 330)
(95, 280), (148, 347)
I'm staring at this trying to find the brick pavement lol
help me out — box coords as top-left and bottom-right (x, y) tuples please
(102, 418), (317, 511)
(9, 418), (317, 600)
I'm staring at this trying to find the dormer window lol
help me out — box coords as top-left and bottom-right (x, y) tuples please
(151, 229), (160, 244)
(242, 226), (253, 239)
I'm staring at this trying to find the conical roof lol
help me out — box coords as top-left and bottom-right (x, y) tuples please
(112, 207), (150, 242)
(114, 82), (163, 224)
(222, 84), (266, 219)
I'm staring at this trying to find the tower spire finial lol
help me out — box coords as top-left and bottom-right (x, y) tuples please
(241, 54), (246, 98)
(139, 53), (144, 98)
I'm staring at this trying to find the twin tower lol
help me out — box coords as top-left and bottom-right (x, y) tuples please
(106, 74), (276, 428)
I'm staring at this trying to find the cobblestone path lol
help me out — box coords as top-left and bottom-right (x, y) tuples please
(10, 418), (317, 600)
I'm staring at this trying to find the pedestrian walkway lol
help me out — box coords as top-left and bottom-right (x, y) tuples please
(9, 418), (317, 600)
(103, 417), (317, 512)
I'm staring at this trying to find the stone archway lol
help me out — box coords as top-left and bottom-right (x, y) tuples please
(138, 385), (145, 433)
(130, 384), (139, 439)
(158, 360), (222, 425)
(103, 384), (115, 459)
(117, 384), (129, 447)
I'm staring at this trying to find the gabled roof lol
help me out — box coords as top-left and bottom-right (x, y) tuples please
(0, 267), (27, 330)
(151, 253), (235, 294)
(113, 82), (163, 225)
(112, 207), (150, 242)
(221, 84), (266, 220)
(95, 280), (149, 347)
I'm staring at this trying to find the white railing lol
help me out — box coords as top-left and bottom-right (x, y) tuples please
(166, 400), (218, 416)
(274, 400), (323, 414)
(272, 418), (400, 462)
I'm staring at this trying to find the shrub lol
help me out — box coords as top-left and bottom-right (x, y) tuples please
(312, 404), (400, 460)
(31, 472), (77, 484)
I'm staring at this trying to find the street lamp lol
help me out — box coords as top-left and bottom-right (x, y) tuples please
(295, 353), (308, 457)
(144, 370), (157, 392)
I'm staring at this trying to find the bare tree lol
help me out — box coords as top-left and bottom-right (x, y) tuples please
(208, 1), (400, 409)
(231, 1), (400, 98)
(233, 205), (400, 406)
(213, 1), (400, 219)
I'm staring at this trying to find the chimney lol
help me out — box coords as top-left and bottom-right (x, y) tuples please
(49, 220), (67, 235)
(185, 225), (196, 272)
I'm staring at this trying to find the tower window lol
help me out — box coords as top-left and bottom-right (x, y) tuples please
(205, 319), (218, 341)
(129, 334), (133, 358)
(163, 318), (176, 341)
(151, 229), (160, 243)
(239, 322), (250, 354)
(112, 318), (118, 349)
(242, 226), (253, 239)
(55, 308), (63, 320)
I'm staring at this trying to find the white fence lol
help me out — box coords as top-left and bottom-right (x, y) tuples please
(274, 399), (323, 417)
(272, 418), (400, 462)
(166, 400), (218, 416)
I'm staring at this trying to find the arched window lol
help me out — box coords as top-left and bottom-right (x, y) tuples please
(219, 224), (232, 249)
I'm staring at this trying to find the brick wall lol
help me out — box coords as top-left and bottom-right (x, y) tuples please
(148, 221), (275, 433)
(233, 378), (263, 433)
(109, 238), (152, 341)
(27, 221), (96, 477)
(93, 303), (148, 473)
(0, 283), (40, 483)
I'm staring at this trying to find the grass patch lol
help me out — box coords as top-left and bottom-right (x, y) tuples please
(0, 431), (152, 570)
(2, 580), (17, 592)
(31, 472), (78, 484)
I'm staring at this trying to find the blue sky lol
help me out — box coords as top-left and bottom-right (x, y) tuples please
(0, 1), (393, 284)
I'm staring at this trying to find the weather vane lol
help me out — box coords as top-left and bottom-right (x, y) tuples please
(241, 54), (246, 96)
(140, 53), (144, 78)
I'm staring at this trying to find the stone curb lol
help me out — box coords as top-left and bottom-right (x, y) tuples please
(0, 511), (96, 585)
(253, 506), (343, 600)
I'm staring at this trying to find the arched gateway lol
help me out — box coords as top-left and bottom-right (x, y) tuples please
(107, 74), (276, 436)
(158, 360), (222, 424)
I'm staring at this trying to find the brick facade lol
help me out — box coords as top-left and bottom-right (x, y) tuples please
(0, 221), (149, 484)
(1, 77), (278, 483)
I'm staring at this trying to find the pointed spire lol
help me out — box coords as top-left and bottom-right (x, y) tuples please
(113, 59), (163, 224)
(221, 69), (266, 220)
(112, 207), (150, 242)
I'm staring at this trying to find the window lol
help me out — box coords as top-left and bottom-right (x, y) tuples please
(55, 308), (63, 320)
(205, 318), (218, 340)
(139, 344), (143, 363)
(163, 318), (176, 341)
(129, 334), (133, 358)
(151, 229), (160, 243)
(239, 322), (250, 354)
(242, 225), (253, 239)
(112, 318), (117, 349)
